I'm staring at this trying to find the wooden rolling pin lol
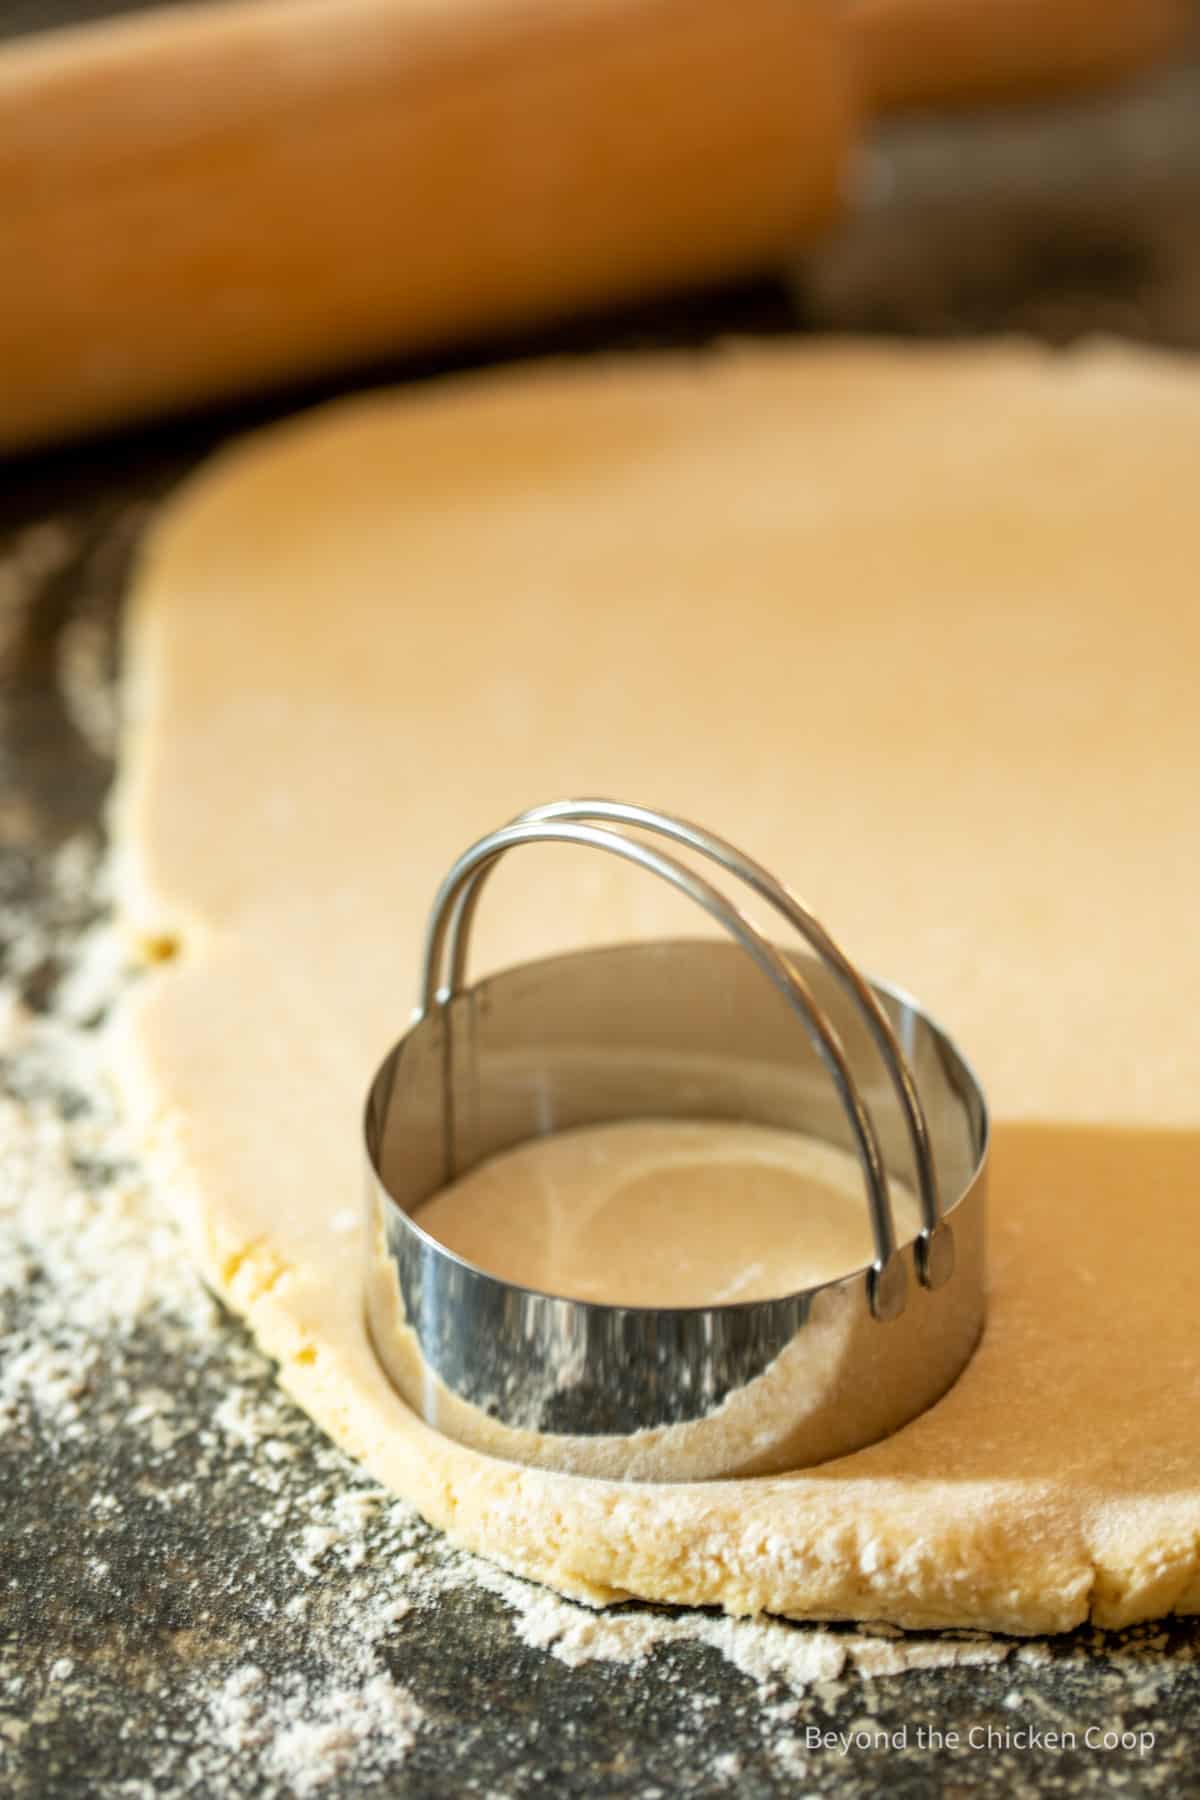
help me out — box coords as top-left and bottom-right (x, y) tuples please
(0, 0), (1182, 451)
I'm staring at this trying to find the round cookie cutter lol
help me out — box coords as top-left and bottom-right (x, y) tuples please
(364, 800), (988, 1481)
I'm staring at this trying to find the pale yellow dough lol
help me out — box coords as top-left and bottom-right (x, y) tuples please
(415, 1119), (921, 1306)
(113, 341), (1200, 1635)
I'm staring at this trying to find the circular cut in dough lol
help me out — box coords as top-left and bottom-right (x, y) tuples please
(114, 341), (1200, 1635)
(412, 1119), (922, 1307)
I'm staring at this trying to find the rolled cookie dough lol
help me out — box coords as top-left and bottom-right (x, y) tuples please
(414, 1119), (922, 1306)
(114, 342), (1200, 1634)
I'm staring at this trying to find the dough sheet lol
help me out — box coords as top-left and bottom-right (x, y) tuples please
(113, 342), (1200, 1632)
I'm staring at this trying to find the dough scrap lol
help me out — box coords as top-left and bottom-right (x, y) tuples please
(113, 341), (1200, 1635)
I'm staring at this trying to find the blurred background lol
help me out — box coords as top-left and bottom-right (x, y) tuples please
(4, 0), (1196, 863)
(1, 0), (1198, 1075)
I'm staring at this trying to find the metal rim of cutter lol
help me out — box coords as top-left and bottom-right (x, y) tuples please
(364, 800), (989, 1481)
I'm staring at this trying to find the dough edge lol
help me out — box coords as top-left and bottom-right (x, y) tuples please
(110, 1032), (1200, 1639)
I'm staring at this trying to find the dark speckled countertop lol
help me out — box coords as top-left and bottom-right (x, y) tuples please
(3, 9), (1200, 1796)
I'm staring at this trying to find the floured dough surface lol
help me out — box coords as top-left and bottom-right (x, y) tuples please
(114, 341), (1200, 1634)
(415, 1119), (921, 1306)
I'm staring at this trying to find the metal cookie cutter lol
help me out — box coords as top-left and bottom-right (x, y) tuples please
(364, 800), (988, 1482)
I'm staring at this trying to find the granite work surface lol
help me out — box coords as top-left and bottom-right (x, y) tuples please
(3, 14), (1200, 1798)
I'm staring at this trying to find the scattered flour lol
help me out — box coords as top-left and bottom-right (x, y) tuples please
(448, 1555), (1011, 1689)
(0, 886), (430, 1797)
(201, 1665), (422, 1797)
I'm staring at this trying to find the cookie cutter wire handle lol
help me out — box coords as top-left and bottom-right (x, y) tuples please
(495, 800), (953, 1291)
(441, 804), (951, 1289)
(419, 817), (907, 1323)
